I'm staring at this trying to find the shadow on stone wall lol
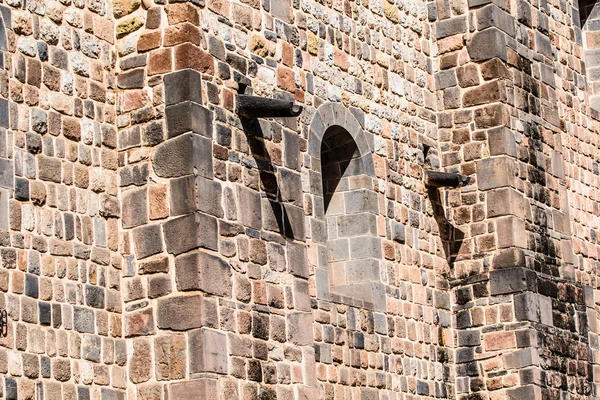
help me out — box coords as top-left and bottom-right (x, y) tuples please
(241, 118), (295, 239)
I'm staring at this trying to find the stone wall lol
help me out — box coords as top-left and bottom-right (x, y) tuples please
(1, 0), (600, 398)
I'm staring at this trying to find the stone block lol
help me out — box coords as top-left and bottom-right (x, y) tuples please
(337, 213), (377, 237)
(474, 103), (507, 128)
(487, 188), (527, 218)
(73, 307), (95, 333)
(154, 335), (186, 380)
(287, 312), (313, 346)
(121, 187), (148, 229)
(391, 221), (406, 243)
(488, 127), (517, 157)
(157, 295), (203, 331)
(132, 224), (163, 260)
(236, 186), (261, 230)
(196, 176), (223, 217)
(344, 189), (378, 214)
(496, 216), (527, 249)
(124, 308), (155, 337)
(164, 69), (202, 106)
(287, 242), (308, 278)
(0, 158), (13, 189)
(344, 259), (380, 283)
(435, 69), (457, 90)
(436, 16), (467, 39)
(463, 80), (506, 107)
(490, 267), (536, 295)
(506, 384), (542, 400)
(152, 134), (213, 179)
(494, 249), (530, 279)
(189, 328), (228, 374)
(476, 156), (515, 190)
(467, 28), (507, 62)
(165, 102), (213, 138)
(170, 379), (218, 400)
(175, 251), (232, 297)
(514, 292), (553, 325)
(476, 5), (516, 36)
(279, 168), (302, 206)
(0, 188), (8, 230)
(170, 175), (196, 216)
(163, 212), (218, 255)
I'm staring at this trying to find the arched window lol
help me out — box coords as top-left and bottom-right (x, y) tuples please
(307, 103), (385, 311)
(579, 0), (600, 110)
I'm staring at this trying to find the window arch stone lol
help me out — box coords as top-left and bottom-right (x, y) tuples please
(306, 103), (385, 312)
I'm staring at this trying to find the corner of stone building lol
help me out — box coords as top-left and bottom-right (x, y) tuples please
(433, 0), (597, 396)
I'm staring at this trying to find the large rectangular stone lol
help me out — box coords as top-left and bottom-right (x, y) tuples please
(175, 251), (232, 296)
(496, 216), (527, 248)
(0, 158), (12, 189)
(166, 102), (213, 138)
(488, 127), (517, 157)
(477, 156), (515, 190)
(132, 224), (164, 260)
(189, 328), (227, 374)
(170, 379), (217, 400)
(490, 267), (536, 295)
(164, 69), (202, 106)
(157, 295), (203, 331)
(476, 5), (516, 36)
(163, 212), (218, 255)
(236, 186), (261, 230)
(0, 188), (8, 230)
(467, 28), (507, 62)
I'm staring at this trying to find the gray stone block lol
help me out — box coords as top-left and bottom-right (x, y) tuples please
(349, 237), (382, 260)
(435, 69), (458, 90)
(344, 259), (380, 283)
(391, 221), (406, 243)
(0, 188), (8, 231)
(157, 295), (203, 331)
(476, 5), (516, 36)
(170, 175), (196, 216)
(279, 168), (302, 206)
(73, 307), (95, 333)
(164, 69), (202, 106)
(189, 328), (228, 374)
(132, 224), (164, 260)
(0, 98), (7, 128)
(287, 241), (308, 278)
(337, 213), (377, 237)
(490, 267), (536, 295)
(152, 134), (213, 179)
(236, 186), (261, 230)
(476, 156), (515, 190)
(165, 102), (213, 138)
(196, 176), (223, 217)
(436, 16), (467, 39)
(488, 127), (517, 157)
(163, 212), (218, 255)
(175, 250), (232, 296)
(467, 28), (507, 62)
(503, 348), (538, 369)
(0, 158), (13, 189)
(344, 189), (378, 214)
(121, 187), (148, 229)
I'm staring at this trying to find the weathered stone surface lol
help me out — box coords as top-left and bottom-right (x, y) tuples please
(163, 212), (218, 255)
(175, 250), (232, 296)
(189, 328), (228, 374)
(129, 339), (152, 384)
(157, 295), (203, 331)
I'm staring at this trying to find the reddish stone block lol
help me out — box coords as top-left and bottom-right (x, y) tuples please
(174, 43), (214, 74)
(148, 48), (173, 75)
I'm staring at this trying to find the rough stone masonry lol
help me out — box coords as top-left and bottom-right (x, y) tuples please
(1, 0), (600, 397)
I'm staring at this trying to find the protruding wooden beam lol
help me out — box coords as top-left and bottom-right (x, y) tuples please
(236, 95), (303, 119)
(424, 170), (471, 188)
